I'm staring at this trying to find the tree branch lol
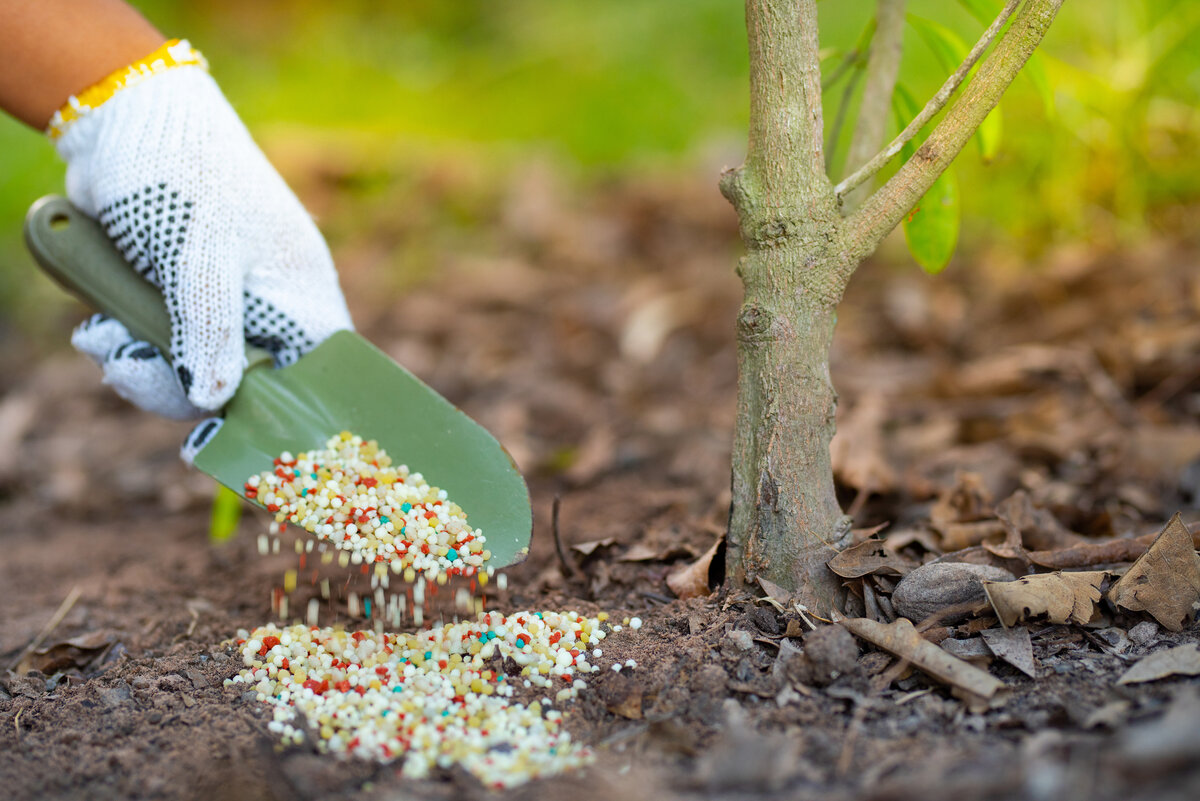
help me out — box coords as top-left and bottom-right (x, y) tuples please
(841, 0), (1064, 262)
(835, 0), (1020, 203)
(842, 0), (907, 208)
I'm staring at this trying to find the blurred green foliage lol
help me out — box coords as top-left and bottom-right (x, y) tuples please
(1, 0), (1197, 334)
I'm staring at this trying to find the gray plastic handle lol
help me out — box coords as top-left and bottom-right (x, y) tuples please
(24, 195), (272, 377)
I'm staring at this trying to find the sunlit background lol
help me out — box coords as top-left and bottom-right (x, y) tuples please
(1, 0), (1197, 343)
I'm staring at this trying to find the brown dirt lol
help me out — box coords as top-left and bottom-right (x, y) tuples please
(3, 158), (1200, 801)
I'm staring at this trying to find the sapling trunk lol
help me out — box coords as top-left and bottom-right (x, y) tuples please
(723, 0), (1065, 614)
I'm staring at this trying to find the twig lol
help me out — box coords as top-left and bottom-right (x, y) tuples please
(835, 0), (1020, 202)
(843, 0), (908, 207)
(841, 0), (1064, 262)
(862, 581), (882, 621)
(846, 486), (871, 522)
(551, 495), (576, 579)
(10, 585), (82, 671)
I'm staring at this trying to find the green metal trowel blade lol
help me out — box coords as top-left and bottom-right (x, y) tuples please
(194, 334), (531, 568)
(23, 195), (530, 568)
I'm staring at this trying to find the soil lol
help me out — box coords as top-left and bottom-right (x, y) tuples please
(3, 161), (1200, 801)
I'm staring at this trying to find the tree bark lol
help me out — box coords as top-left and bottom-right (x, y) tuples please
(720, 0), (849, 614)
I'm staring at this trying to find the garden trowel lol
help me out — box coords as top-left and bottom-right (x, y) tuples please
(24, 196), (531, 567)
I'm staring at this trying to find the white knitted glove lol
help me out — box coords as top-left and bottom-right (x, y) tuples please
(54, 45), (352, 434)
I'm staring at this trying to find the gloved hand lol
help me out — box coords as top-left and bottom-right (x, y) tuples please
(52, 41), (353, 460)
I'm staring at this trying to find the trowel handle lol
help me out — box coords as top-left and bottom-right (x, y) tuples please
(23, 195), (273, 375)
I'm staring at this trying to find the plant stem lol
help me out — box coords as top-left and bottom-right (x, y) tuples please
(835, 0), (1022, 204)
(843, 0), (908, 208)
(842, 0), (1064, 262)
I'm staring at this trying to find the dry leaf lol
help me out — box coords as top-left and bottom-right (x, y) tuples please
(1028, 535), (1157, 570)
(570, 538), (616, 557)
(980, 626), (1037, 679)
(941, 521), (1009, 551)
(666, 537), (722, 600)
(1107, 513), (1200, 632)
(930, 473), (993, 538)
(757, 576), (792, 604)
(884, 527), (943, 553)
(619, 542), (674, 562)
(837, 616), (1007, 708)
(563, 426), (617, 486)
(831, 393), (895, 493)
(1117, 644), (1200, 685)
(19, 630), (115, 674)
(983, 571), (1106, 628)
(827, 539), (915, 579)
(995, 490), (1085, 551)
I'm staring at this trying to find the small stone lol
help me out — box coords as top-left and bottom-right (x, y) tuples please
(750, 606), (781, 635)
(723, 629), (755, 656)
(802, 625), (858, 685)
(156, 674), (188, 692)
(1128, 620), (1160, 646)
(183, 669), (209, 689)
(892, 562), (1016, 623)
(98, 682), (133, 708)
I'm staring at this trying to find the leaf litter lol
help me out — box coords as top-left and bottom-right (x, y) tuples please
(3, 165), (1200, 799)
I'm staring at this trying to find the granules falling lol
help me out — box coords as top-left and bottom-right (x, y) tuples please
(227, 610), (610, 788)
(244, 432), (491, 581)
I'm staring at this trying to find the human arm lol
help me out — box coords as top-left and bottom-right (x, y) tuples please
(0, 0), (164, 127)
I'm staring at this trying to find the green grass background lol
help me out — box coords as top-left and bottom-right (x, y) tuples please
(1, 0), (1197, 336)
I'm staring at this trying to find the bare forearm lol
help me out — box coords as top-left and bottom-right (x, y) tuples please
(0, 0), (163, 127)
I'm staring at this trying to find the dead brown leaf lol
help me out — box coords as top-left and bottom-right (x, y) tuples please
(757, 576), (792, 605)
(1029, 536), (1155, 570)
(980, 626), (1037, 679)
(831, 393), (896, 494)
(930, 473), (994, 549)
(827, 539), (915, 579)
(837, 616), (1007, 709)
(570, 538), (616, 557)
(995, 491), (1085, 551)
(941, 521), (1009, 551)
(1107, 513), (1200, 632)
(1117, 643), (1200, 685)
(983, 571), (1106, 628)
(19, 630), (115, 674)
(666, 537), (722, 600)
(617, 543), (657, 562)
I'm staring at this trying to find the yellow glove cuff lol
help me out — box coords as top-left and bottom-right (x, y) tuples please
(47, 39), (208, 140)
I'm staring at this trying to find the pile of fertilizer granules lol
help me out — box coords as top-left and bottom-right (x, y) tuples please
(236, 434), (632, 787)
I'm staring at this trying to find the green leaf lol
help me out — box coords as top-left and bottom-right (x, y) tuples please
(209, 484), (244, 543)
(903, 165), (961, 274)
(977, 104), (1002, 162)
(894, 84), (961, 272)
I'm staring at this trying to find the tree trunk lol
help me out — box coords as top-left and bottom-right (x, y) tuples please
(725, 239), (852, 615)
(719, 0), (849, 615)
(722, 0), (1065, 615)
